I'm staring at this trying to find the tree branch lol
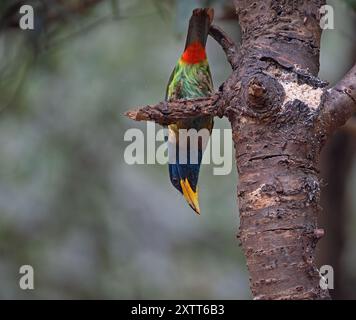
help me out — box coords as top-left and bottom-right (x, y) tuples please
(0, 0), (105, 30)
(209, 24), (239, 70)
(318, 63), (356, 134)
(47, 0), (105, 21)
(341, 116), (356, 136)
(124, 94), (223, 125)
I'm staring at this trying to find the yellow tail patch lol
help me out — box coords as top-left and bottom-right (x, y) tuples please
(180, 178), (200, 214)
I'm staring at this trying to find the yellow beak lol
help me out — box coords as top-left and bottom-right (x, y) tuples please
(180, 178), (200, 215)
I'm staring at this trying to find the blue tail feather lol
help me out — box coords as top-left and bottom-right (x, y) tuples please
(169, 148), (203, 194)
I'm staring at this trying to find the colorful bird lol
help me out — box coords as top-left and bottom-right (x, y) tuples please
(166, 8), (214, 215)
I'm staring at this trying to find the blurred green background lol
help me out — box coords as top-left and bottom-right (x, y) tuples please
(0, 0), (355, 299)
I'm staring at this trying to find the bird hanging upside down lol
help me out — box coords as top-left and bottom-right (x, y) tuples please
(166, 8), (214, 215)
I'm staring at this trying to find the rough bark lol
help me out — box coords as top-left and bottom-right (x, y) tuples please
(231, 0), (328, 300)
(125, 95), (222, 125)
(125, 0), (356, 300)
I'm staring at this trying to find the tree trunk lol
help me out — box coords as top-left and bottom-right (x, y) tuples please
(231, 0), (328, 300)
(319, 126), (356, 299)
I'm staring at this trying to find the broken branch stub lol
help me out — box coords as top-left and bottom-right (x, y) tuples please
(124, 94), (222, 125)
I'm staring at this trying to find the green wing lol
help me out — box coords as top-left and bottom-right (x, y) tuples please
(166, 61), (213, 101)
(165, 65), (177, 101)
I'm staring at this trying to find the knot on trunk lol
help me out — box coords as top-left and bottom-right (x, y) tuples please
(243, 74), (285, 120)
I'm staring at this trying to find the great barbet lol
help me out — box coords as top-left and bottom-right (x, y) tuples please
(166, 8), (214, 214)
